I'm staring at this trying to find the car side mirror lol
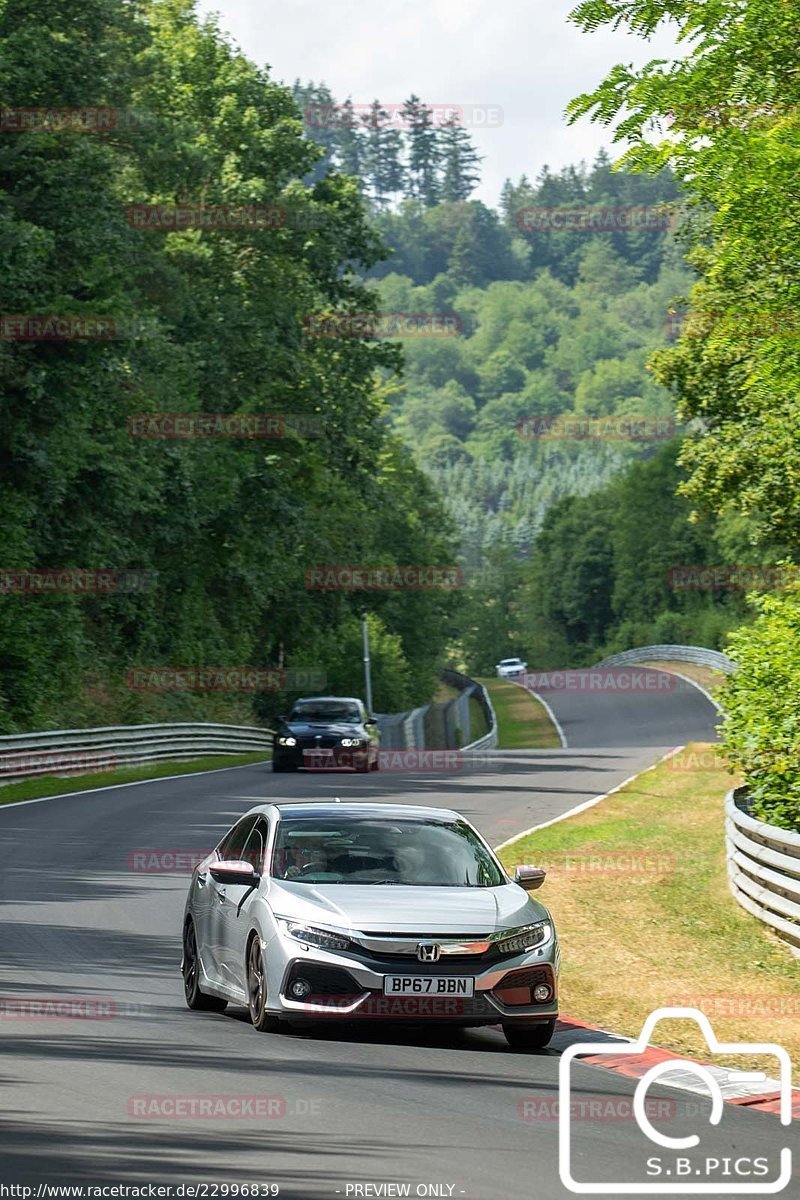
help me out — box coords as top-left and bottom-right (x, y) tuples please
(514, 864), (546, 891)
(210, 860), (261, 886)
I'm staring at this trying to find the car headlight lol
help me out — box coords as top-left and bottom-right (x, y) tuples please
(340, 737), (366, 747)
(277, 919), (354, 952)
(277, 736), (297, 747)
(495, 921), (552, 956)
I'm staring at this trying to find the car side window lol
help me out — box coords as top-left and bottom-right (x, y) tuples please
(241, 817), (269, 873)
(217, 815), (258, 861)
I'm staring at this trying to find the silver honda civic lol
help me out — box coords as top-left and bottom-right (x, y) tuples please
(181, 801), (560, 1049)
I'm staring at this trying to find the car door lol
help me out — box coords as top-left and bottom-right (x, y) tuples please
(215, 815), (270, 990)
(201, 814), (259, 982)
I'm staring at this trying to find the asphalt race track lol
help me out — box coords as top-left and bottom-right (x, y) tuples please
(1, 669), (795, 1197)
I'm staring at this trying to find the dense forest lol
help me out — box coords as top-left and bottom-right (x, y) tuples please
(0, 0), (459, 731)
(291, 81), (754, 666)
(3, 0), (798, 833)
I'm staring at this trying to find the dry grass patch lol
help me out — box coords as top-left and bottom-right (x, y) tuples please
(498, 743), (800, 1081)
(639, 660), (727, 694)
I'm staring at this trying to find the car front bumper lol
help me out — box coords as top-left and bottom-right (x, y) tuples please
(273, 745), (374, 769)
(265, 934), (559, 1026)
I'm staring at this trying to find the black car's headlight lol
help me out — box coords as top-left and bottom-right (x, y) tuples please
(495, 921), (552, 956)
(277, 919), (354, 952)
(340, 737), (367, 747)
(277, 736), (297, 747)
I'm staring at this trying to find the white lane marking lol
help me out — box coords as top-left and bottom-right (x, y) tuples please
(522, 683), (568, 748)
(493, 745), (686, 851)
(642, 665), (722, 713)
(0, 760), (271, 813)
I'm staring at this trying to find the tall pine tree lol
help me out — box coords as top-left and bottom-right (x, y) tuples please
(361, 100), (405, 207)
(439, 116), (482, 201)
(335, 97), (363, 180)
(402, 95), (440, 206)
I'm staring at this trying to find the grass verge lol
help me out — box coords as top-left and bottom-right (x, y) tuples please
(639, 660), (727, 695)
(497, 742), (800, 1082)
(479, 677), (560, 749)
(0, 751), (271, 807)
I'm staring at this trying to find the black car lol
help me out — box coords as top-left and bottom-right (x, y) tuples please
(272, 695), (380, 773)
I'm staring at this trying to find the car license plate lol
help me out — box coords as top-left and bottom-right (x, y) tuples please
(383, 975), (474, 997)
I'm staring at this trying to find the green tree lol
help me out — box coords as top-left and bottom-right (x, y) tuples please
(439, 116), (482, 202)
(402, 95), (440, 206)
(361, 100), (405, 207)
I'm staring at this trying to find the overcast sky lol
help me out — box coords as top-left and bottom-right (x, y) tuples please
(198, 0), (679, 206)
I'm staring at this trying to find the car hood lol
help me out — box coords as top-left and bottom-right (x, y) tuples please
(282, 721), (365, 737)
(268, 881), (548, 933)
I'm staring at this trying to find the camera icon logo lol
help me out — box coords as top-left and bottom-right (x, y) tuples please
(558, 1006), (793, 1194)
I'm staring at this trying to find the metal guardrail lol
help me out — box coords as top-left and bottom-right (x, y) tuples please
(0, 722), (273, 780)
(440, 669), (498, 752)
(596, 644), (736, 674)
(376, 671), (498, 754)
(726, 787), (800, 957)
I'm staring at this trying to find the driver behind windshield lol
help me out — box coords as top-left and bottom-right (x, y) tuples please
(289, 702), (360, 723)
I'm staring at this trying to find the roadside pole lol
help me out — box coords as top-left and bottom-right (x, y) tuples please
(362, 610), (373, 715)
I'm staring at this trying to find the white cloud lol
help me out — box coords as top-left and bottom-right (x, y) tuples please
(200, 0), (680, 204)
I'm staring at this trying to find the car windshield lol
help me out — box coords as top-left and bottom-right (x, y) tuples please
(290, 701), (361, 723)
(500, 659), (520, 666)
(272, 815), (504, 887)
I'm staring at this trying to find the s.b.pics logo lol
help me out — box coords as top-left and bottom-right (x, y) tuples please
(559, 1008), (792, 1194)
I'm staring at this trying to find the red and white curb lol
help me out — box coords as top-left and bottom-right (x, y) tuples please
(553, 1016), (800, 1119)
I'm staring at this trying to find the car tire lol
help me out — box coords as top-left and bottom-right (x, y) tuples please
(247, 934), (283, 1033)
(272, 760), (295, 773)
(182, 917), (228, 1012)
(502, 1019), (556, 1051)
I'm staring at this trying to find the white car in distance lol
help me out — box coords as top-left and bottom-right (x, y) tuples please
(496, 657), (527, 680)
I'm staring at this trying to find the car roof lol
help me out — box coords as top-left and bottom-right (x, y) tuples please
(244, 801), (462, 822)
(291, 696), (363, 704)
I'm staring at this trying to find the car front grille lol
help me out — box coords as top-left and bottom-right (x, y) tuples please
(285, 962), (362, 996)
(492, 964), (556, 1007)
(498, 965), (553, 990)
